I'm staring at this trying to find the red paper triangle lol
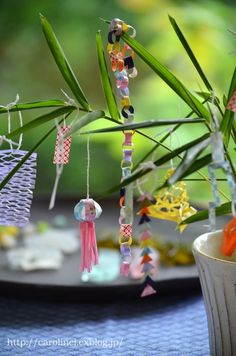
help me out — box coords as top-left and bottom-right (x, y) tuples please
(141, 254), (152, 264)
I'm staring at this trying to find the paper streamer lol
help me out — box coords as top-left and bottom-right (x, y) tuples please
(53, 126), (72, 165)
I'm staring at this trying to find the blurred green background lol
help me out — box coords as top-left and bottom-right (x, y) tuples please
(0, 0), (235, 202)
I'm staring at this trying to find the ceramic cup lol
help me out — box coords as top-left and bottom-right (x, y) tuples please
(193, 230), (236, 356)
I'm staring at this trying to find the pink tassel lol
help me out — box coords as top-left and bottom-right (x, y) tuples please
(79, 221), (99, 272)
(120, 261), (130, 276)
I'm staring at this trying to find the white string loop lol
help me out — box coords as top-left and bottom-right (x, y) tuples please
(0, 94), (23, 151)
(49, 119), (65, 210)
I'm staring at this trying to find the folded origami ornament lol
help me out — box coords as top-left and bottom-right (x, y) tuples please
(74, 198), (102, 272)
(146, 169), (196, 232)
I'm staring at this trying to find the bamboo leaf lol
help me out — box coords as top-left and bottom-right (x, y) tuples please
(0, 121), (63, 191)
(82, 118), (204, 134)
(0, 100), (68, 114)
(169, 16), (213, 91)
(121, 32), (211, 121)
(220, 66), (236, 146)
(40, 14), (90, 111)
(6, 107), (76, 139)
(126, 134), (210, 185)
(196, 92), (220, 105)
(100, 133), (210, 195)
(182, 201), (231, 225)
(96, 31), (120, 120)
(64, 110), (105, 138)
(168, 138), (211, 185)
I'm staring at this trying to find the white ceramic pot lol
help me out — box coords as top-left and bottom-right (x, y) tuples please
(193, 230), (236, 356)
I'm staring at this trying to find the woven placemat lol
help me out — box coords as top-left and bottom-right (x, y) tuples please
(0, 292), (209, 355)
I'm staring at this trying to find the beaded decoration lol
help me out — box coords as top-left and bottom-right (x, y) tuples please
(147, 169), (196, 232)
(107, 18), (137, 275)
(137, 192), (157, 297)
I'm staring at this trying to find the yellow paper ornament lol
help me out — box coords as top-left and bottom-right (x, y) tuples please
(147, 169), (197, 232)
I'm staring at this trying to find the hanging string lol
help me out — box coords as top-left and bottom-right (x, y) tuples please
(16, 109), (23, 150)
(0, 94), (23, 152)
(61, 89), (77, 108)
(49, 119), (65, 210)
(61, 89), (80, 128)
(86, 135), (90, 199)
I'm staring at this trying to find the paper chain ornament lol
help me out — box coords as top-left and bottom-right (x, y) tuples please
(147, 169), (196, 232)
(137, 193), (157, 297)
(0, 150), (37, 227)
(107, 18), (137, 275)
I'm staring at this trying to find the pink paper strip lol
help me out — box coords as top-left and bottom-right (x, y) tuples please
(227, 91), (236, 112)
(53, 126), (72, 165)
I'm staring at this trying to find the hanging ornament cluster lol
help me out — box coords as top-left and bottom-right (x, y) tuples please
(137, 192), (157, 297)
(147, 169), (197, 232)
(107, 18), (137, 275)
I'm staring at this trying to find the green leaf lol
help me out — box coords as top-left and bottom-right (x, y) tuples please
(182, 201), (231, 225)
(220, 66), (236, 146)
(6, 106), (76, 139)
(121, 32), (211, 121)
(154, 154), (212, 194)
(40, 14), (90, 111)
(223, 94), (228, 107)
(64, 110), (105, 138)
(0, 100), (68, 114)
(101, 133), (210, 195)
(168, 138), (211, 185)
(195, 92), (220, 105)
(167, 153), (211, 186)
(96, 31), (120, 120)
(133, 99), (209, 171)
(169, 16), (213, 92)
(82, 118), (204, 134)
(0, 120), (63, 191)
